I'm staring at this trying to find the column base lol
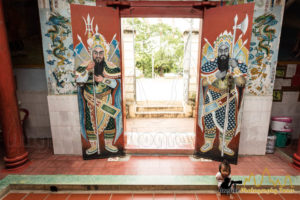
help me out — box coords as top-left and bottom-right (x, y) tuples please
(4, 151), (29, 170)
(292, 153), (300, 171)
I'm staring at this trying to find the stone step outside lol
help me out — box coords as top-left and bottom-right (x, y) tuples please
(136, 105), (184, 112)
(136, 101), (183, 106)
(135, 111), (186, 118)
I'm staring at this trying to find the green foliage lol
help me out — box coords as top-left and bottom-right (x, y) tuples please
(125, 18), (184, 78)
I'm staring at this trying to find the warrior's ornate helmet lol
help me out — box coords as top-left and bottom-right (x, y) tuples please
(213, 31), (233, 58)
(87, 25), (109, 59)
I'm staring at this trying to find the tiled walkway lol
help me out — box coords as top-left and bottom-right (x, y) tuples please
(126, 118), (194, 133)
(125, 118), (195, 153)
(2, 192), (300, 200)
(0, 138), (298, 178)
(126, 132), (194, 150)
(0, 118), (298, 178)
(0, 136), (299, 200)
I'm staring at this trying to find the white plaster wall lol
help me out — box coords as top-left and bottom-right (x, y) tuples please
(189, 32), (200, 99)
(17, 91), (51, 138)
(136, 78), (184, 102)
(14, 68), (51, 138)
(239, 95), (273, 155)
(273, 79), (292, 90)
(15, 68), (48, 91)
(122, 30), (136, 103)
(271, 63), (300, 139)
(271, 92), (300, 139)
(123, 38), (135, 76)
(47, 95), (283, 155)
(48, 95), (82, 155)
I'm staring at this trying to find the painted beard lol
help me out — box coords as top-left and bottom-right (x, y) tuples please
(217, 55), (229, 72)
(94, 58), (104, 77)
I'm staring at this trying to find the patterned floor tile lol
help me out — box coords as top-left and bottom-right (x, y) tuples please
(238, 194), (261, 200)
(218, 194), (239, 200)
(89, 194), (111, 200)
(2, 193), (27, 200)
(280, 193), (300, 200)
(44, 194), (69, 200)
(23, 193), (48, 200)
(133, 193), (154, 200)
(68, 194), (90, 200)
(110, 194), (132, 200)
(0, 137), (298, 179)
(154, 194), (175, 200)
(175, 194), (197, 200)
(259, 194), (283, 200)
(196, 194), (218, 200)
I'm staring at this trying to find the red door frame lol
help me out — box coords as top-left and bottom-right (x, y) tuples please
(120, 1), (203, 18)
(96, 0), (218, 147)
(97, 1), (218, 18)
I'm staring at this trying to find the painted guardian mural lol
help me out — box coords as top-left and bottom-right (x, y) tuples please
(246, 6), (283, 95)
(226, 1), (285, 96)
(195, 4), (254, 164)
(70, 4), (124, 159)
(37, 0), (285, 161)
(38, 0), (96, 94)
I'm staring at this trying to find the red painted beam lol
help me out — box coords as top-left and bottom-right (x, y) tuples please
(97, 0), (210, 18)
(120, 7), (203, 18)
(0, 0), (29, 170)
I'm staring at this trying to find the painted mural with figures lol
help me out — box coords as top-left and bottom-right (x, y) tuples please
(70, 4), (124, 159)
(246, 5), (283, 95)
(38, 0), (95, 94)
(195, 3), (254, 164)
(227, 0), (285, 97)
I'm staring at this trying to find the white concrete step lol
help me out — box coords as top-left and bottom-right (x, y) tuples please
(136, 105), (184, 112)
(135, 111), (186, 118)
(136, 101), (183, 105)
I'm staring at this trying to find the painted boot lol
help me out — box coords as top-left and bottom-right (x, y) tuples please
(200, 138), (215, 153)
(105, 139), (119, 153)
(219, 139), (234, 156)
(86, 140), (98, 155)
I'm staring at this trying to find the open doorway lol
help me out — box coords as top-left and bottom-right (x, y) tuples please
(121, 18), (200, 153)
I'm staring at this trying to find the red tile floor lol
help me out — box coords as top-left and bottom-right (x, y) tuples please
(0, 136), (299, 200)
(2, 192), (300, 200)
(1, 119), (299, 199)
(1, 118), (298, 177)
(0, 138), (299, 177)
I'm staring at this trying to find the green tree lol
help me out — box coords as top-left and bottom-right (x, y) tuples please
(125, 19), (184, 78)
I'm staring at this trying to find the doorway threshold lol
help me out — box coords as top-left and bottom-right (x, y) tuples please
(125, 132), (194, 155)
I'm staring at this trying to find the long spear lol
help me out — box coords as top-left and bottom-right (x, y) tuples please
(221, 15), (238, 157)
(221, 14), (248, 156)
(221, 78), (231, 157)
(93, 72), (100, 155)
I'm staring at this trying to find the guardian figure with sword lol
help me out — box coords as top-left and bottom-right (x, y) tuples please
(75, 15), (122, 157)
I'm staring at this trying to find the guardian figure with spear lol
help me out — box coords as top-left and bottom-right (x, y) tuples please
(199, 15), (249, 157)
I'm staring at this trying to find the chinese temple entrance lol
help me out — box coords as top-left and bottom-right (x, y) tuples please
(122, 17), (200, 154)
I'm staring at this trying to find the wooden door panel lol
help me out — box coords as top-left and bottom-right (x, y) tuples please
(70, 4), (124, 159)
(195, 3), (255, 164)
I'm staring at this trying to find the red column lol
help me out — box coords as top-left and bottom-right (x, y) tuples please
(0, 0), (28, 170)
(291, 64), (300, 87)
(292, 138), (300, 171)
